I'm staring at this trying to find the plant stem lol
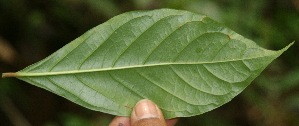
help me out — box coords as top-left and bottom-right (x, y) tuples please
(2, 72), (18, 78)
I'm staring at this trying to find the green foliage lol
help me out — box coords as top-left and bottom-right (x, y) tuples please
(3, 9), (292, 119)
(1, 0), (298, 125)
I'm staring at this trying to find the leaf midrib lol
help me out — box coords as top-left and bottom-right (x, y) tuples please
(15, 54), (277, 77)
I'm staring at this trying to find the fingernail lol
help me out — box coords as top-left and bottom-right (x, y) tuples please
(133, 99), (159, 120)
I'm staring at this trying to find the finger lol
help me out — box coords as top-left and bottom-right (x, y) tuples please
(166, 118), (178, 126)
(109, 116), (130, 126)
(131, 99), (167, 126)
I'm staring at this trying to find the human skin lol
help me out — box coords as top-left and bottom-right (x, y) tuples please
(109, 99), (178, 126)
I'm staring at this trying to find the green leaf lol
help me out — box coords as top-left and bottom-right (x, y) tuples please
(2, 9), (293, 118)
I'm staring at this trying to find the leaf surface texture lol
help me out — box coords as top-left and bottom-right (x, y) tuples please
(12, 9), (292, 118)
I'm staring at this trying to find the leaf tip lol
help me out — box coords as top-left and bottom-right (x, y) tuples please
(2, 72), (18, 78)
(280, 41), (294, 52)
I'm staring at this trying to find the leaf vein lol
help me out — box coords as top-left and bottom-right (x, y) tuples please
(108, 72), (144, 99)
(48, 31), (97, 72)
(142, 20), (205, 64)
(169, 65), (222, 96)
(211, 39), (231, 61)
(202, 64), (231, 83)
(111, 15), (180, 67)
(16, 54), (279, 77)
(77, 16), (150, 70)
(45, 77), (113, 111)
(135, 70), (200, 106)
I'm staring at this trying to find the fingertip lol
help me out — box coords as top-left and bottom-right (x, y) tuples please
(132, 99), (162, 119)
(131, 99), (166, 126)
(109, 116), (130, 126)
(166, 118), (178, 126)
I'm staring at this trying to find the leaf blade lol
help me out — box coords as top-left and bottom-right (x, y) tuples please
(3, 9), (293, 118)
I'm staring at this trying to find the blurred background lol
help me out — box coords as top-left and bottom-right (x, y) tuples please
(0, 0), (298, 126)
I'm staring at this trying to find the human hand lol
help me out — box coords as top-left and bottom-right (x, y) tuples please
(109, 99), (178, 126)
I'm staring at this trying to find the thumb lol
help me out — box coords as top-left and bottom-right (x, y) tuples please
(131, 99), (167, 126)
